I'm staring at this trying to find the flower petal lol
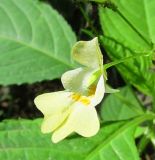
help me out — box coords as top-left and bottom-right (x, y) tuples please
(92, 75), (105, 106)
(52, 103), (99, 143)
(52, 118), (73, 143)
(72, 37), (103, 69)
(61, 67), (96, 94)
(34, 91), (72, 115)
(72, 104), (100, 137)
(41, 109), (70, 133)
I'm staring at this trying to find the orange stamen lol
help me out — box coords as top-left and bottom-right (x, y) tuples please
(88, 84), (96, 96)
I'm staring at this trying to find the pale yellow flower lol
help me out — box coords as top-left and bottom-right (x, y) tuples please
(34, 37), (105, 143)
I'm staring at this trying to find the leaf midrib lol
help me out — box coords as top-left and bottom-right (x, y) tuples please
(116, 2), (150, 47)
(0, 35), (74, 69)
(105, 1), (152, 47)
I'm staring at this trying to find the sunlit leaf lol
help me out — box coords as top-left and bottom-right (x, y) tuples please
(0, 0), (76, 85)
(0, 114), (154, 160)
(99, 0), (155, 95)
(100, 86), (144, 121)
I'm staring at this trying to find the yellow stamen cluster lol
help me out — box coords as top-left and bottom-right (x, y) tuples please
(71, 93), (81, 101)
(70, 93), (90, 106)
(80, 98), (90, 105)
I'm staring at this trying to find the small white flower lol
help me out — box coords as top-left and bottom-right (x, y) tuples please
(34, 37), (105, 143)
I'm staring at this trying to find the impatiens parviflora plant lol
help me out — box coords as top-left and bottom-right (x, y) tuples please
(34, 37), (106, 143)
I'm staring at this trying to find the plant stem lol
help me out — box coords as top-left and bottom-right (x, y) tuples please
(78, 2), (99, 36)
(151, 96), (155, 112)
(138, 135), (150, 155)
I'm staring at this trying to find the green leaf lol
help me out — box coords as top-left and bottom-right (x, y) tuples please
(99, 0), (155, 95)
(100, 86), (144, 121)
(0, 0), (76, 85)
(105, 84), (119, 93)
(103, 51), (152, 70)
(0, 114), (154, 160)
(151, 137), (155, 148)
(86, 114), (154, 160)
(134, 126), (147, 138)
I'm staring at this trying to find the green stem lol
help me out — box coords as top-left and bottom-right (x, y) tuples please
(152, 96), (155, 112)
(103, 51), (152, 70)
(78, 3), (99, 36)
(138, 135), (150, 155)
(116, 9), (151, 47)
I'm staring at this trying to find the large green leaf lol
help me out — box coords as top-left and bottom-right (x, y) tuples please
(0, 0), (76, 85)
(100, 86), (144, 121)
(0, 114), (154, 160)
(99, 0), (155, 95)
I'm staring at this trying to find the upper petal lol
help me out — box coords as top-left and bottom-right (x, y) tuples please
(61, 67), (96, 95)
(72, 37), (103, 69)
